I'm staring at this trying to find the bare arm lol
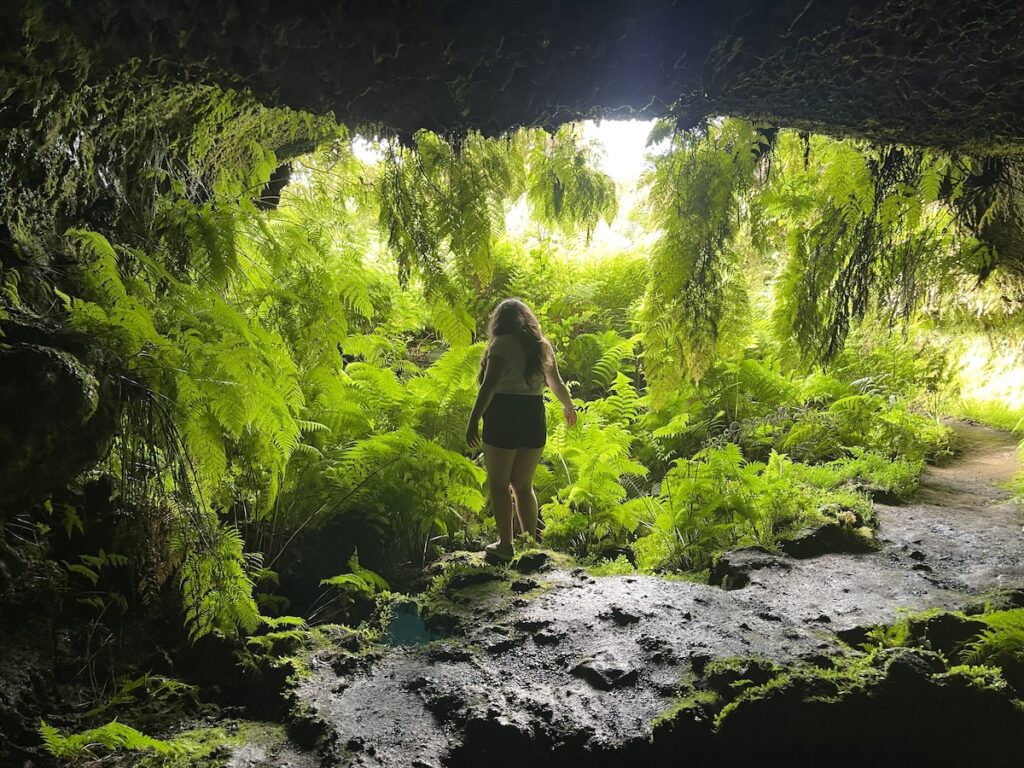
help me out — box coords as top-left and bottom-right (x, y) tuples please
(545, 353), (578, 427)
(466, 353), (508, 448)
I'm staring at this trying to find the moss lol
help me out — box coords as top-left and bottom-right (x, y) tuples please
(290, 624), (380, 681)
(707, 650), (916, 729)
(650, 688), (722, 739)
(236, 620), (379, 692)
(702, 656), (782, 695)
(681, 611), (1021, 736)
(936, 664), (1008, 692)
(510, 547), (575, 570)
(418, 550), (560, 618)
(138, 720), (295, 768)
(584, 555), (637, 576)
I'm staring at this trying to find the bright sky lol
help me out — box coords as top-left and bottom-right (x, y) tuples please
(350, 119), (658, 183)
(504, 119), (659, 256)
(582, 119), (657, 187)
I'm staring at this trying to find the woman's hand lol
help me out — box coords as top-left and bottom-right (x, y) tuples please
(563, 403), (577, 428)
(466, 419), (481, 448)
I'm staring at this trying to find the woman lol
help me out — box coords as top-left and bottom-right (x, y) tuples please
(466, 298), (577, 563)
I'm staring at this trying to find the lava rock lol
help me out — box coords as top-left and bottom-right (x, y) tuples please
(879, 646), (946, 686)
(709, 548), (790, 590)
(512, 552), (552, 574)
(907, 612), (987, 656)
(425, 611), (461, 635)
(0, 342), (118, 518)
(511, 578), (538, 593)
(779, 523), (873, 558)
(448, 569), (504, 590)
(570, 652), (638, 690)
(836, 625), (871, 647)
(426, 643), (473, 663)
(598, 605), (642, 626)
(533, 629), (564, 646)
(485, 636), (526, 655)
(513, 618), (551, 632)
(423, 689), (467, 719)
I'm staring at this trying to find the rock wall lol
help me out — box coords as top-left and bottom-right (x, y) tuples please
(2, 1), (1023, 150)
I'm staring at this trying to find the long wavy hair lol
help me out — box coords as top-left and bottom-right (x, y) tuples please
(479, 298), (552, 384)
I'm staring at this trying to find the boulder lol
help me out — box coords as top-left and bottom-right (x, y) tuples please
(570, 652), (638, 690)
(779, 523), (874, 559)
(0, 342), (117, 519)
(710, 547), (790, 590)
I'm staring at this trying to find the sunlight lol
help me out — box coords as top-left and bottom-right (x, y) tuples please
(581, 119), (658, 187)
(503, 119), (661, 257)
(958, 337), (1024, 411)
(351, 135), (384, 166)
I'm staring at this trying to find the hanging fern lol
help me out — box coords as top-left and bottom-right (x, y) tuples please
(762, 134), (972, 362)
(640, 118), (772, 391)
(173, 520), (261, 641)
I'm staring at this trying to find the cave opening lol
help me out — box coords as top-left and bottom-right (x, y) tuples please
(2, 2), (1024, 766)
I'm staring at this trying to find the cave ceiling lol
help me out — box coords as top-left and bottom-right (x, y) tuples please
(4, 0), (1024, 150)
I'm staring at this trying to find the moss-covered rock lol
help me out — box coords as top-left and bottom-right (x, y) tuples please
(0, 341), (117, 518)
(4, 1), (1024, 151)
(651, 642), (1024, 766)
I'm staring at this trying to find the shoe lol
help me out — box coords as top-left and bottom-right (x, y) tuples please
(484, 541), (514, 564)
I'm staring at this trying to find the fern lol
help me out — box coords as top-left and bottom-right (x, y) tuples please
(525, 124), (618, 238)
(963, 609), (1024, 669)
(173, 521), (260, 641)
(320, 550), (390, 598)
(762, 135), (970, 362)
(640, 119), (770, 391)
(39, 719), (180, 759)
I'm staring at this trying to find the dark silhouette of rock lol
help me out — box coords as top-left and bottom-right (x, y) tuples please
(709, 547), (789, 589)
(513, 552), (552, 574)
(908, 612), (988, 657)
(779, 522), (874, 558)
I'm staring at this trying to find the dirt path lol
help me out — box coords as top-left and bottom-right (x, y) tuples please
(723, 422), (1024, 633)
(291, 423), (1024, 767)
(885, 422), (1024, 590)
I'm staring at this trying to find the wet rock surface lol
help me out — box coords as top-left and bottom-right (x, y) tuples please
(292, 424), (1024, 766)
(9, 1), (1024, 151)
(726, 424), (1024, 632)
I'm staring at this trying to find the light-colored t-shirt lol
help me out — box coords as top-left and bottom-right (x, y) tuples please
(486, 334), (547, 395)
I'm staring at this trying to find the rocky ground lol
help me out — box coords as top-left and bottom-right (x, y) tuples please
(279, 423), (1024, 768)
(7, 424), (1021, 766)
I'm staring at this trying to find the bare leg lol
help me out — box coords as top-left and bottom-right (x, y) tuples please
(510, 447), (544, 540)
(483, 443), (518, 547)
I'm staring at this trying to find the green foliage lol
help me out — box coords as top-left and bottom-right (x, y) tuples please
(641, 119), (770, 388)
(959, 399), (1024, 436)
(40, 719), (180, 761)
(963, 609), (1024, 669)
(174, 522), (260, 641)
(377, 126), (617, 339)
(320, 550), (390, 600)
(63, 549), (131, 613)
(7, 45), (1011, 648)
(539, 376), (648, 555)
(782, 394), (950, 464)
(526, 124), (618, 237)
(762, 135), (973, 362)
(632, 446), (854, 571)
(585, 555), (638, 576)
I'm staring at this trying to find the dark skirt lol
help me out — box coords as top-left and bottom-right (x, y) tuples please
(483, 393), (546, 450)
